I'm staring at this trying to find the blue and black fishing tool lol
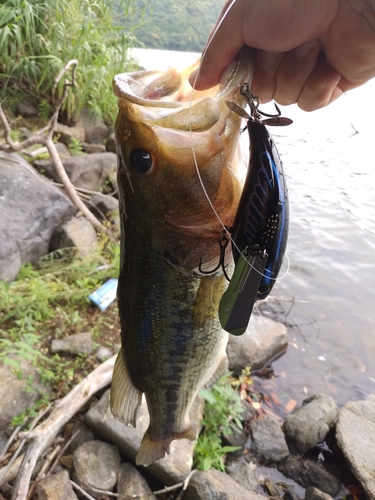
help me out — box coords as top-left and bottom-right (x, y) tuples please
(219, 83), (292, 336)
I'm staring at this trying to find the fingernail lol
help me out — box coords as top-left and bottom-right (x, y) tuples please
(295, 40), (319, 58)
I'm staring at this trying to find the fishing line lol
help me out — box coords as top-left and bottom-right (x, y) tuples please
(187, 0), (290, 284)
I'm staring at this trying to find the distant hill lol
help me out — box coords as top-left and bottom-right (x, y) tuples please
(116, 0), (224, 52)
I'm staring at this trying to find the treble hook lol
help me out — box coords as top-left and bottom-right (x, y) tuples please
(199, 230), (231, 282)
(240, 83), (281, 122)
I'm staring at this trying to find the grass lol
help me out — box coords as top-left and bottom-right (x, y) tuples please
(0, 238), (121, 404)
(193, 374), (245, 472)
(0, 0), (141, 123)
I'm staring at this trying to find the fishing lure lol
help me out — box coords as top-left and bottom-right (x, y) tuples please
(219, 83), (292, 336)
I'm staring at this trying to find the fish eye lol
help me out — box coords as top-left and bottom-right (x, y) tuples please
(129, 148), (154, 174)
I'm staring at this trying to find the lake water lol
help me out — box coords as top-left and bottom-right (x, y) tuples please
(129, 48), (375, 408)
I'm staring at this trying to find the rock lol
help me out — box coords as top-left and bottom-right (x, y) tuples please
(96, 345), (113, 362)
(184, 469), (265, 500)
(251, 416), (289, 462)
(50, 216), (97, 256)
(284, 394), (338, 453)
(222, 427), (248, 458)
(277, 456), (341, 497)
(55, 123), (86, 145)
(283, 489), (302, 500)
(0, 432), (8, 454)
(72, 440), (121, 498)
(16, 100), (38, 118)
(85, 389), (203, 485)
(89, 194), (119, 226)
(37, 152), (117, 191)
(225, 460), (259, 491)
(35, 469), (78, 500)
(304, 487), (333, 500)
(0, 152), (76, 282)
(65, 422), (95, 455)
(105, 134), (116, 154)
(50, 332), (93, 356)
(83, 143), (106, 154)
(227, 314), (288, 372)
(0, 358), (50, 429)
(117, 463), (156, 500)
(74, 109), (111, 144)
(336, 397), (375, 499)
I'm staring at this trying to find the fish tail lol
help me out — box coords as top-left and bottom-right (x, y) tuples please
(135, 426), (196, 466)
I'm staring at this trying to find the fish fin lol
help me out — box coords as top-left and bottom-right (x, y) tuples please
(204, 355), (229, 388)
(110, 347), (142, 427)
(136, 426), (196, 466)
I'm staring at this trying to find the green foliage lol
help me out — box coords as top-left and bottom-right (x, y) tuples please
(193, 374), (244, 472)
(117, 0), (224, 52)
(0, 0), (139, 122)
(0, 239), (120, 400)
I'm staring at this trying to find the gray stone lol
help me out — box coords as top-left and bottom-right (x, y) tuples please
(222, 427), (248, 457)
(251, 416), (289, 462)
(65, 421), (95, 454)
(0, 431), (8, 456)
(85, 389), (203, 485)
(304, 487), (333, 500)
(0, 358), (50, 429)
(55, 122), (85, 145)
(117, 462), (156, 500)
(336, 397), (375, 499)
(74, 109), (111, 144)
(277, 456), (341, 497)
(284, 394), (338, 453)
(227, 314), (288, 372)
(50, 332), (93, 356)
(0, 152), (76, 282)
(50, 216), (97, 256)
(89, 194), (119, 226)
(96, 345), (113, 362)
(16, 100), (38, 118)
(35, 469), (78, 500)
(72, 440), (121, 498)
(283, 489), (302, 500)
(184, 469), (265, 500)
(225, 460), (258, 491)
(83, 143), (106, 154)
(105, 134), (116, 154)
(35, 152), (117, 191)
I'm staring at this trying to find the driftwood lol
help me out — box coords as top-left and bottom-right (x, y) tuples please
(11, 355), (116, 500)
(0, 60), (116, 241)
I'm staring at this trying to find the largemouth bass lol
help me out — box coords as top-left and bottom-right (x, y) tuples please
(110, 49), (254, 466)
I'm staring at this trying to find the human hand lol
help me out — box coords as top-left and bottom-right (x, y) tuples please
(189, 0), (375, 111)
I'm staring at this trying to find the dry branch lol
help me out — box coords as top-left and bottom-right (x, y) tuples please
(0, 60), (116, 242)
(11, 355), (116, 500)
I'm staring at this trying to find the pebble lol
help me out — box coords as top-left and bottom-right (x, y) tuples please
(117, 463), (156, 500)
(50, 332), (93, 356)
(35, 469), (78, 500)
(95, 345), (113, 362)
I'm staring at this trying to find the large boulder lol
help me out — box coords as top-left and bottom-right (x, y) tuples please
(227, 314), (288, 372)
(34, 152), (117, 191)
(0, 152), (76, 282)
(336, 396), (375, 499)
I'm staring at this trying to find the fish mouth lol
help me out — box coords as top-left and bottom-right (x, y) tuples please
(113, 47), (254, 134)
